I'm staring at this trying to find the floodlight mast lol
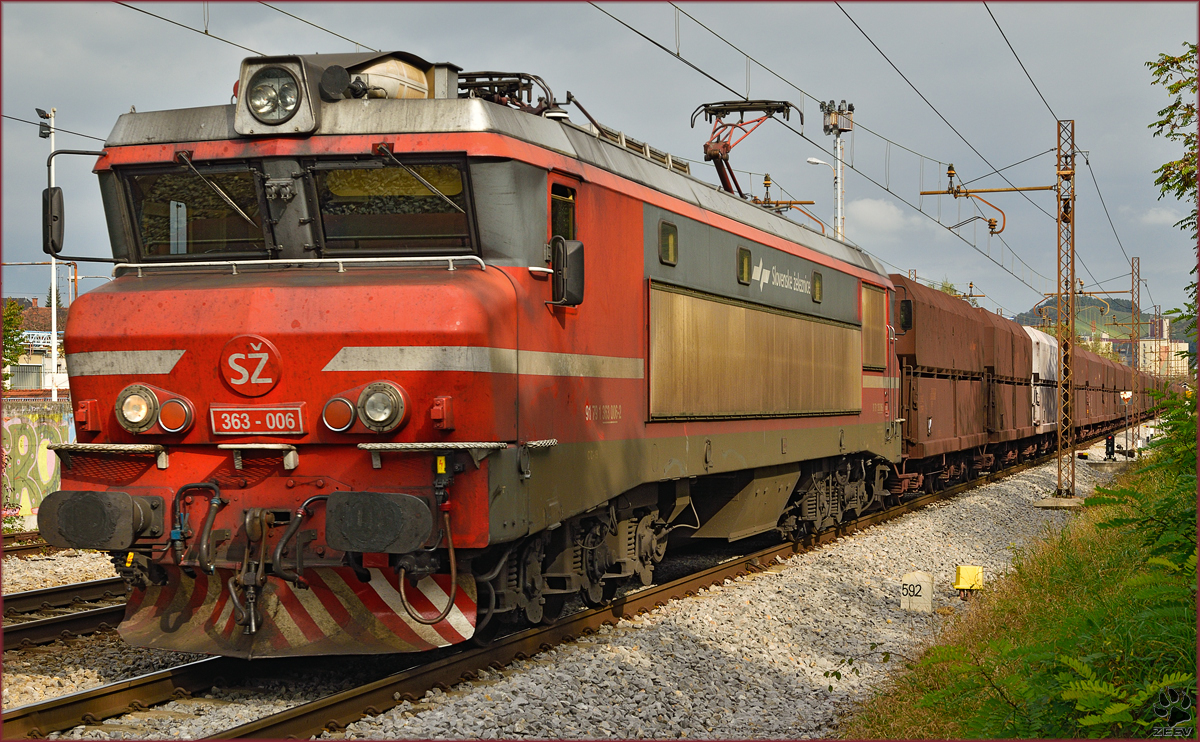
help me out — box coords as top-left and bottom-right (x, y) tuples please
(37, 106), (60, 401)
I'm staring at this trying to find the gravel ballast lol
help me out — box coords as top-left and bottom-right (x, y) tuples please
(2, 633), (206, 710)
(326, 459), (1100, 740)
(2, 550), (119, 594)
(26, 448), (1124, 739)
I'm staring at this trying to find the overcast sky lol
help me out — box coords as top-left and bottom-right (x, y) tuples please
(3, 2), (1196, 318)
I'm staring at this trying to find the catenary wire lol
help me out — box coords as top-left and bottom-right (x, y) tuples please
(671, 1), (1062, 278)
(1083, 157), (1135, 266)
(258, 3), (380, 52)
(115, 2), (264, 55)
(836, 3), (1056, 225)
(589, 4), (746, 100)
(787, 119), (1046, 293)
(668, 3), (944, 166)
(592, 3), (1045, 296)
(980, 6), (1143, 299)
(1, 115), (106, 142)
(961, 149), (1053, 185)
(983, 3), (1058, 121)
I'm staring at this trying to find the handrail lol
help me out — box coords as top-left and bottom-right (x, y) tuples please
(113, 255), (486, 277)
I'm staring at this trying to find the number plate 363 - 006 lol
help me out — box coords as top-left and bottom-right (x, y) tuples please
(210, 404), (306, 435)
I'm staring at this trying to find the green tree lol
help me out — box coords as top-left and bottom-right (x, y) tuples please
(45, 284), (63, 309)
(1078, 336), (1120, 362)
(1147, 41), (1198, 365)
(3, 299), (25, 384)
(1148, 41), (1198, 242)
(935, 277), (979, 307)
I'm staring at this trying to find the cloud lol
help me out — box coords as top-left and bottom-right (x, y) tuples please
(1139, 207), (1182, 226)
(843, 198), (941, 248)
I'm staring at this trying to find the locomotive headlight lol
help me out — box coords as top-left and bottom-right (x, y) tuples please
(246, 66), (301, 124)
(356, 382), (408, 433)
(123, 395), (150, 423)
(364, 393), (394, 422)
(116, 385), (160, 434)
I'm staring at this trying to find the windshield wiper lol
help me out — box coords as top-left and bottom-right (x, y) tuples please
(175, 152), (260, 228)
(374, 144), (466, 214)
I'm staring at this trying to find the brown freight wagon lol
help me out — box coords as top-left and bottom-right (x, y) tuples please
(980, 310), (1034, 445)
(890, 274), (987, 463)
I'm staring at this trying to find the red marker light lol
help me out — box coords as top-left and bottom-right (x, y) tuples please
(322, 398), (355, 432)
(158, 398), (193, 433)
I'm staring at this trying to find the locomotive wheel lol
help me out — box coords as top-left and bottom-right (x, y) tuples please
(580, 579), (607, 608)
(520, 539), (547, 625)
(470, 614), (502, 647)
(580, 577), (623, 608)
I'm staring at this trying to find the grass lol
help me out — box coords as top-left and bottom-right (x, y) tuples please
(841, 462), (1196, 739)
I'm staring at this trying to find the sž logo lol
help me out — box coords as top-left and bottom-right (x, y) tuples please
(220, 335), (282, 397)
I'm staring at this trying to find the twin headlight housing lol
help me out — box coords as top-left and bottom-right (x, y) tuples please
(323, 381), (409, 433)
(115, 385), (194, 435)
(246, 67), (301, 124)
(234, 56), (321, 135)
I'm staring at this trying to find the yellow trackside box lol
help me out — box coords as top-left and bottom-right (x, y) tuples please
(954, 565), (983, 591)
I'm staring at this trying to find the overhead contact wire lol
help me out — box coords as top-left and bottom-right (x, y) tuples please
(668, 3), (943, 165)
(983, 3), (1058, 121)
(114, 2), (264, 55)
(589, 3), (746, 100)
(982, 6), (1134, 297)
(1, 115), (106, 142)
(836, 3), (1055, 226)
(592, 3), (1044, 295)
(258, 3), (380, 52)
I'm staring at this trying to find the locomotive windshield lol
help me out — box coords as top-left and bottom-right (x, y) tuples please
(312, 160), (472, 254)
(125, 168), (267, 258)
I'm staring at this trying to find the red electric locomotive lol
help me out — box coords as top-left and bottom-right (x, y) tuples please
(38, 51), (1154, 659)
(39, 51), (902, 658)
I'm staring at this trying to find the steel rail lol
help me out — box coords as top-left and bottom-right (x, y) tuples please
(3, 531), (41, 546)
(1, 657), (250, 739)
(3, 532), (62, 559)
(1, 430), (1116, 739)
(2, 541), (62, 559)
(3, 604), (127, 650)
(3, 577), (127, 615)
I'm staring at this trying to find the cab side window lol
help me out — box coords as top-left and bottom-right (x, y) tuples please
(551, 183), (576, 240)
(659, 221), (678, 266)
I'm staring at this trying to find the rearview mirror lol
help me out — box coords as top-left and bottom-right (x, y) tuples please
(898, 299), (913, 332)
(43, 186), (63, 255)
(549, 236), (584, 307)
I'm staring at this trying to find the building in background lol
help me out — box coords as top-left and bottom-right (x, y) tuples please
(2, 298), (68, 394)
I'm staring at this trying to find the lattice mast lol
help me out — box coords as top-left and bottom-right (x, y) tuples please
(1055, 120), (1077, 497)
(1131, 256), (1141, 441)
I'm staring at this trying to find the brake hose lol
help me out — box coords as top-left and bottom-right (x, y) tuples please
(397, 510), (458, 625)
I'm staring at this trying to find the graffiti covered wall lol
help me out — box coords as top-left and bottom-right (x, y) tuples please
(2, 400), (73, 519)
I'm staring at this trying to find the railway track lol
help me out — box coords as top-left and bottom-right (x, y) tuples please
(2, 531), (61, 559)
(2, 442), (1107, 740)
(3, 578), (129, 650)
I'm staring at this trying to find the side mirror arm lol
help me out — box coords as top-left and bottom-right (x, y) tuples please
(43, 149), (119, 263)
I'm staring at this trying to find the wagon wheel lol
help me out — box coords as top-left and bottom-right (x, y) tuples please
(540, 594), (566, 624)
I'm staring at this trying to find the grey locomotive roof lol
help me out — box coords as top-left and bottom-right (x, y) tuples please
(106, 98), (886, 277)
